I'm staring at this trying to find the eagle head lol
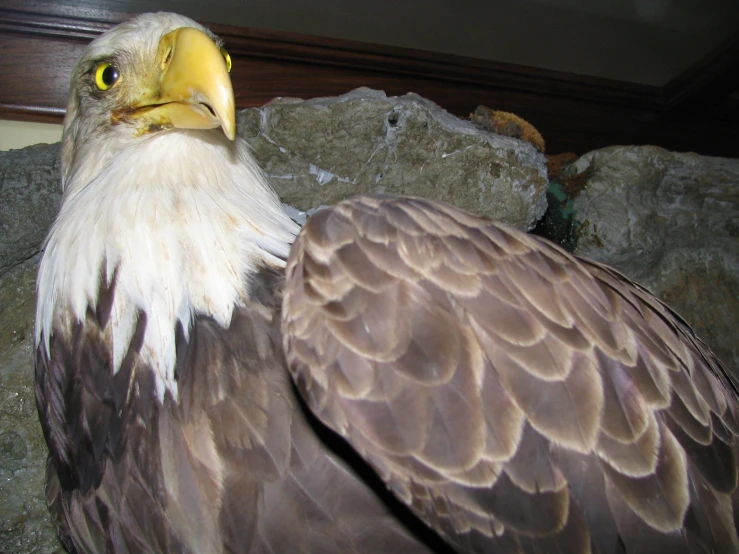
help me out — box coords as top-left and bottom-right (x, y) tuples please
(61, 13), (235, 187)
(37, 13), (298, 400)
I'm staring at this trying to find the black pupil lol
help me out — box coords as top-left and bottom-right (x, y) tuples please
(102, 65), (119, 86)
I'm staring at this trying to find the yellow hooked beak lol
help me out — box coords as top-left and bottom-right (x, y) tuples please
(123, 27), (236, 140)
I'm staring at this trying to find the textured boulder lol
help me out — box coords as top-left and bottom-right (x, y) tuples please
(238, 88), (548, 229)
(0, 144), (62, 279)
(572, 145), (739, 372)
(0, 258), (62, 553)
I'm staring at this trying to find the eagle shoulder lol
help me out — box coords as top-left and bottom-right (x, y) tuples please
(37, 265), (438, 553)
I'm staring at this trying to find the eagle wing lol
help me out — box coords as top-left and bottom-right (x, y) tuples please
(281, 194), (739, 553)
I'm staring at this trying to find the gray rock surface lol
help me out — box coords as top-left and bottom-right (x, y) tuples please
(0, 144), (62, 280)
(0, 258), (63, 553)
(572, 145), (739, 373)
(238, 88), (548, 229)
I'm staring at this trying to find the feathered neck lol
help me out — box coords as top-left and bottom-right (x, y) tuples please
(36, 129), (299, 400)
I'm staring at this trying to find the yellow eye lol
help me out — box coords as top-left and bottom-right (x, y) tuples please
(94, 62), (120, 91)
(220, 48), (232, 73)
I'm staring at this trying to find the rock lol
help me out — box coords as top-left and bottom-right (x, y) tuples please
(572, 145), (739, 373)
(0, 145), (62, 279)
(238, 88), (548, 230)
(0, 258), (63, 553)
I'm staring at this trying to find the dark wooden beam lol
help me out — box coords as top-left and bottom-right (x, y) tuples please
(1, 0), (737, 157)
(662, 31), (739, 110)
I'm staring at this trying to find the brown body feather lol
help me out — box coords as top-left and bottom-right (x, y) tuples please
(35, 267), (445, 553)
(282, 194), (739, 553)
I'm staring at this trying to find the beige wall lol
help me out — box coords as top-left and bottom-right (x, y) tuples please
(0, 120), (63, 151)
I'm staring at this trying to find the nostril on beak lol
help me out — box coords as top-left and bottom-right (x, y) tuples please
(161, 46), (173, 69)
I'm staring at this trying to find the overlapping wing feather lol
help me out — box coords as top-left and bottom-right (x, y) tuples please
(282, 194), (739, 553)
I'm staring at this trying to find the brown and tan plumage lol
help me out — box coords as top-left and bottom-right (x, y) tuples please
(35, 11), (739, 554)
(282, 195), (739, 553)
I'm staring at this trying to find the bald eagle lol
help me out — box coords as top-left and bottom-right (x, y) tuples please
(35, 12), (739, 554)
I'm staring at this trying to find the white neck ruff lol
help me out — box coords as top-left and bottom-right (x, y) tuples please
(36, 129), (299, 400)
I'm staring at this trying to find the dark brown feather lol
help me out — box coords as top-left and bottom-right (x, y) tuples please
(36, 264), (443, 553)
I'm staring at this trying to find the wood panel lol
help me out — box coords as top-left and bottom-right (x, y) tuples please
(1, 0), (737, 157)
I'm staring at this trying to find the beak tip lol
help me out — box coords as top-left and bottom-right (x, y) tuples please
(223, 116), (236, 141)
